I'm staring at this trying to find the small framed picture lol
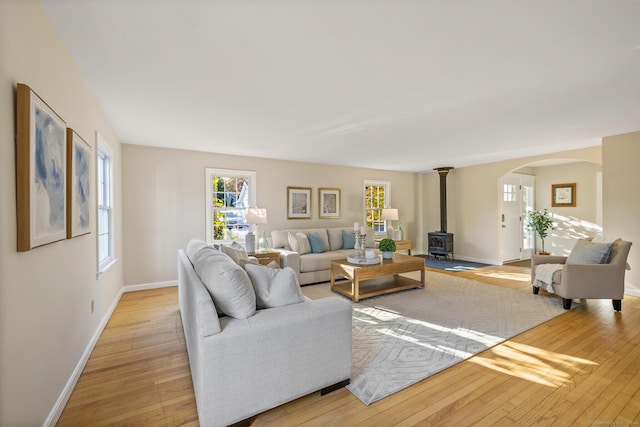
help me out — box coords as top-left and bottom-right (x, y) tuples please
(287, 186), (312, 219)
(552, 183), (576, 207)
(319, 188), (341, 219)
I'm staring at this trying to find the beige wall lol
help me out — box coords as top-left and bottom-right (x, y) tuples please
(0, 2), (123, 425)
(603, 132), (640, 295)
(420, 146), (602, 264)
(532, 162), (602, 256)
(122, 145), (417, 285)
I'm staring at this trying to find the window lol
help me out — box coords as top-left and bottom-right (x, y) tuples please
(97, 133), (114, 272)
(364, 180), (391, 234)
(503, 184), (518, 202)
(205, 168), (256, 243)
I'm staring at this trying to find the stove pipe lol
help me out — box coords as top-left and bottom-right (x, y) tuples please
(434, 167), (454, 233)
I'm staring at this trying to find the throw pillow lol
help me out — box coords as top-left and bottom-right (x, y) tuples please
(342, 230), (356, 249)
(186, 238), (206, 259)
(287, 232), (300, 252)
(287, 232), (311, 254)
(592, 235), (620, 244)
(567, 239), (613, 265)
(221, 244), (249, 265)
(296, 232), (311, 254)
(193, 253), (256, 319)
(245, 264), (304, 309)
(307, 232), (328, 253)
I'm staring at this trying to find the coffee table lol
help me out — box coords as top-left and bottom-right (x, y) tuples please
(330, 253), (425, 302)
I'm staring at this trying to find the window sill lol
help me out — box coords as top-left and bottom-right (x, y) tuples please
(97, 257), (118, 279)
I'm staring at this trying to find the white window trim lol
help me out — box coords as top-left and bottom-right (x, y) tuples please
(363, 179), (391, 236)
(205, 168), (257, 244)
(97, 132), (116, 276)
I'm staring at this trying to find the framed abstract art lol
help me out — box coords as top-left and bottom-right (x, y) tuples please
(16, 83), (67, 251)
(67, 129), (92, 238)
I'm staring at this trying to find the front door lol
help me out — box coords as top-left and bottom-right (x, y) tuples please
(501, 175), (521, 262)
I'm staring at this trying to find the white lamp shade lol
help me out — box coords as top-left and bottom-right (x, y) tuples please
(381, 208), (399, 221)
(246, 208), (268, 224)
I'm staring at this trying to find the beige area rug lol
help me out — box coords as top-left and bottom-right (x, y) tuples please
(303, 271), (571, 405)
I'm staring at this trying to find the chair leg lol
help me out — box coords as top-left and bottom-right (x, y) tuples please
(533, 286), (540, 295)
(613, 299), (622, 312)
(562, 298), (572, 310)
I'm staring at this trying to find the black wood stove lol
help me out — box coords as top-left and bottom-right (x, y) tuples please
(428, 167), (454, 260)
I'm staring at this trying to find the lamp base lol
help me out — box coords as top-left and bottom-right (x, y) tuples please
(245, 232), (256, 253)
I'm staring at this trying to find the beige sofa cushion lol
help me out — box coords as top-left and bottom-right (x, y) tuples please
(300, 250), (350, 273)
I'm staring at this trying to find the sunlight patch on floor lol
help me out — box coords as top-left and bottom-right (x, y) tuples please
(470, 341), (597, 387)
(473, 269), (532, 282)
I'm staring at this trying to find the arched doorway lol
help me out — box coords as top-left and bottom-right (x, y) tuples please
(499, 159), (602, 264)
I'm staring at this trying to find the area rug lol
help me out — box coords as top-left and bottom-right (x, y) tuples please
(417, 255), (490, 272)
(339, 272), (570, 405)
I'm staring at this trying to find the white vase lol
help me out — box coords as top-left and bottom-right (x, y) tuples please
(382, 251), (393, 259)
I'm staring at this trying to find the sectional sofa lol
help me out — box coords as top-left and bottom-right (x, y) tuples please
(178, 239), (352, 426)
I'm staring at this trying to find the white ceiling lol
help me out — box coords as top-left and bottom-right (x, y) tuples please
(39, 0), (640, 173)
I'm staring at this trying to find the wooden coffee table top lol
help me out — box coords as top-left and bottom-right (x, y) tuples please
(330, 253), (425, 302)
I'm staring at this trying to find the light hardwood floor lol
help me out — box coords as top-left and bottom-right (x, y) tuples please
(58, 265), (640, 426)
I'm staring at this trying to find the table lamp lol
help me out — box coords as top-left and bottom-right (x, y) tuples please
(381, 208), (399, 239)
(246, 208), (268, 253)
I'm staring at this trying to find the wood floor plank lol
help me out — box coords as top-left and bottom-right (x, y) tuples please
(57, 267), (640, 426)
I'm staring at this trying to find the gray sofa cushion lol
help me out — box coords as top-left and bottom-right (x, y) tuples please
(192, 250), (256, 319)
(245, 264), (304, 309)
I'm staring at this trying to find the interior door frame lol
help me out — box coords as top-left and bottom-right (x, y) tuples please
(499, 173), (535, 264)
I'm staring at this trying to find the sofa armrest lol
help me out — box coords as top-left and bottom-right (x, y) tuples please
(559, 263), (626, 299)
(530, 255), (567, 283)
(272, 249), (300, 275)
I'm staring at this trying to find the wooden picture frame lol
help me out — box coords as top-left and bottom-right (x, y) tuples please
(319, 188), (341, 219)
(287, 187), (312, 219)
(67, 129), (92, 238)
(552, 183), (576, 207)
(16, 83), (67, 251)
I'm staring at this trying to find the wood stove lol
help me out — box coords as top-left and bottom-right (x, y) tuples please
(428, 232), (454, 260)
(428, 167), (454, 260)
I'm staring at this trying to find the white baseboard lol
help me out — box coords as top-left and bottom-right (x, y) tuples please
(44, 287), (124, 427)
(122, 280), (177, 293)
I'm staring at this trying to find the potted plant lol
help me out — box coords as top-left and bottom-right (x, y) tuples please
(526, 209), (557, 255)
(378, 238), (396, 259)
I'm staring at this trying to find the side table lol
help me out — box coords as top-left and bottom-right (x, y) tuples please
(248, 251), (280, 266)
(394, 240), (412, 255)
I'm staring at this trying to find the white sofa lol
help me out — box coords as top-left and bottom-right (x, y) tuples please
(178, 240), (352, 426)
(270, 227), (378, 285)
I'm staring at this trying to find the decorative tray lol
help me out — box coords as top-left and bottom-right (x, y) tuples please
(347, 256), (381, 265)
